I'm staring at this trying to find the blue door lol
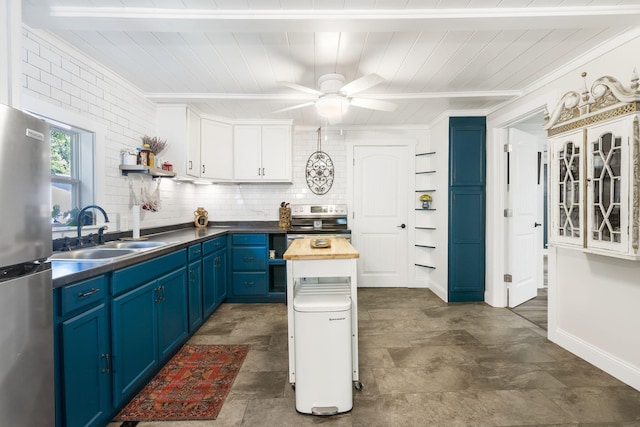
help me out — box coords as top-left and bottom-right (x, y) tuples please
(449, 117), (486, 302)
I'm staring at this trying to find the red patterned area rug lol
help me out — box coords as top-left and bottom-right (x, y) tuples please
(114, 344), (249, 421)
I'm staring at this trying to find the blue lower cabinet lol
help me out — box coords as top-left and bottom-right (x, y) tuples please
(228, 233), (285, 303)
(111, 280), (158, 407)
(60, 303), (110, 427)
(203, 247), (228, 316)
(54, 274), (109, 427)
(232, 272), (268, 296)
(111, 267), (189, 407)
(54, 237), (232, 425)
(214, 248), (228, 305)
(156, 267), (189, 360)
(187, 258), (203, 332)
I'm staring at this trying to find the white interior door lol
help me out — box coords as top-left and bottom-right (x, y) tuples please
(508, 128), (541, 307)
(352, 146), (408, 287)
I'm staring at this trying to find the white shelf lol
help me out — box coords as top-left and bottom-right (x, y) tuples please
(119, 164), (176, 178)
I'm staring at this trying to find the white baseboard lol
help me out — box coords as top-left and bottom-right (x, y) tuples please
(428, 279), (447, 302)
(553, 327), (640, 392)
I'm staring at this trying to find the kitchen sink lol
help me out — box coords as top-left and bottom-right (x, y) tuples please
(102, 241), (168, 249)
(50, 248), (139, 262)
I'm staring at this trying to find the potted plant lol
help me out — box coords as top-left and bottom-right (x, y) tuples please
(419, 194), (432, 209)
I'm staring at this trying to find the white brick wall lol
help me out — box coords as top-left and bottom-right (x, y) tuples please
(22, 27), (347, 235)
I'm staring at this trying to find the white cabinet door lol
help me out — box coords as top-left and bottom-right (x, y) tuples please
(233, 125), (262, 180)
(157, 105), (200, 179)
(549, 129), (584, 248)
(233, 124), (292, 182)
(261, 125), (291, 181)
(586, 117), (629, 253)
(201, 119), (233, 181)
(186, 109), (201, 178)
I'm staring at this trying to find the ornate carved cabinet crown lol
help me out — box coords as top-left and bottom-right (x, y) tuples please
(545, 70), (640, 259)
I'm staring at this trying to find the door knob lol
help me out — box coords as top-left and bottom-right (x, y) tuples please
(534, 222), (542, 227)
(397, 224), (406, 229)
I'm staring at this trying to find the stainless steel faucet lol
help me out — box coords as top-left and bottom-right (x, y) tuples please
(77, 205), (110, 246)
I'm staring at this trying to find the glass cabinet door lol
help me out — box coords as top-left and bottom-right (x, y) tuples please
(586, 118), (629, 252)
(550, 130), (584, 247)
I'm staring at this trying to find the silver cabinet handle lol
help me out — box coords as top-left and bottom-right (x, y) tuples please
(244, 256), (254, 261)
(244, 281), (255, 286)
(188, 160), (193, 170)
(154, 286), (162, 303)
(78, 288), (99, 298)
(202, 164), (206, 174)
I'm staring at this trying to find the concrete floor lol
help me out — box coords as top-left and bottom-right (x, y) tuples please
(109, 287), (640, 426)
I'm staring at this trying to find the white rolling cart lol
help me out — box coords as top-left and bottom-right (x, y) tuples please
(283, 238), (362, 415)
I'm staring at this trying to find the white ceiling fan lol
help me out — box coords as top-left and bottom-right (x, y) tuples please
(273, 73), (397, 124)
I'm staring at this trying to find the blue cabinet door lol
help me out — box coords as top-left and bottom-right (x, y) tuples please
(61, 304), (110, 427)
(214, 248), (228, 306)
(202, 252), (216, 317)
(187, 259), (203, 332)
(448, 117), (486, 302)
(203, 247), (228, 316)
(111, 281), (157, 407)
(157, 267), (189, 360)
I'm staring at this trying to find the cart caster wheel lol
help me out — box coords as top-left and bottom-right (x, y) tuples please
(354, 381), (363, 391)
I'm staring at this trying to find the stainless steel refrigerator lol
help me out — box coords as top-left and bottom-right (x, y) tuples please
(0, 103), (54, 425)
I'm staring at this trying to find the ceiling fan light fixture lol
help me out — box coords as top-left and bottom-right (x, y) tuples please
(315, 95), (349, 119)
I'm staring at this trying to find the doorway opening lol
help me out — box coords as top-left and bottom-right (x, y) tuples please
(505, 111), (548, 315)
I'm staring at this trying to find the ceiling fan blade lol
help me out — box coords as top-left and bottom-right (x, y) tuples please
(272, 102), (315, 114)
(340, 73), (384, 96)
(350, 97), (398, 112)
(276, 81), (323, 96)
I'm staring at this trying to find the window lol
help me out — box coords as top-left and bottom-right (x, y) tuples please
(49, 122), (95, 226)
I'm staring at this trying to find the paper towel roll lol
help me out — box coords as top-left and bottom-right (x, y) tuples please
(132, 205), (140, 239)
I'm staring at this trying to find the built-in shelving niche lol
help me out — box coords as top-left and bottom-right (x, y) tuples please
(415, 152), (437, 272)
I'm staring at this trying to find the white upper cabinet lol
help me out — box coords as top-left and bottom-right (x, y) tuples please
(546, 72), (640, 260)
(157, 105), (201, 179)
(233, 124), (292, 182)
(200, 118), (233, 181)
(186, 109), (201, 178)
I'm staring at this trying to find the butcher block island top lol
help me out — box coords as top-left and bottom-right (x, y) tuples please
(283, 237), (359, 260)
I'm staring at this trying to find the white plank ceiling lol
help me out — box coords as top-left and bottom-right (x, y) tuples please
(22, 1), (640, 126)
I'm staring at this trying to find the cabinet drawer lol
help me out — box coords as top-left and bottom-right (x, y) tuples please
(60, 275), (106, 316)
(232, 233), (267, 245)
(203, 236), (227, 255)
(112, 249), (186, 296)
(232, 247), (266, 271)
(232, 272), (268, 296)
(188, 244), (203, 261)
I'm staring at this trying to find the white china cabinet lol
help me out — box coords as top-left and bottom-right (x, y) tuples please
(546, 71), (640, 259)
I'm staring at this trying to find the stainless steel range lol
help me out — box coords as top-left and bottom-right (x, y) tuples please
(286, 204), (351, 245)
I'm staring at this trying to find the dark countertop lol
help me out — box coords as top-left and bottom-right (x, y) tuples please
(51, 222), (287, 288)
